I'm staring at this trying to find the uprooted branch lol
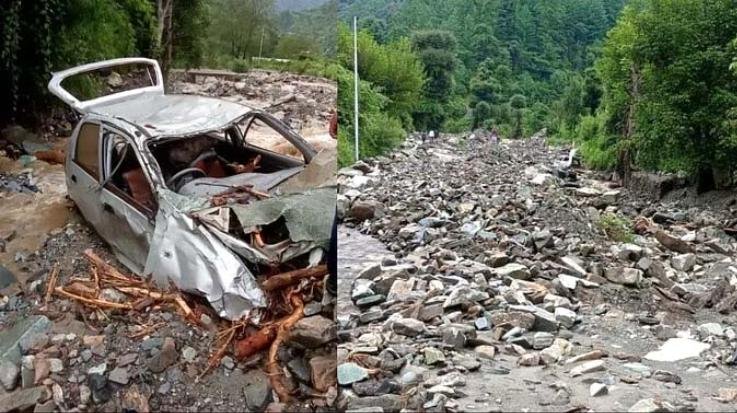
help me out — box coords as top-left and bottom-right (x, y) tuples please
(261, 265), (328, 292)
(267, 290), (304, 403)
(53, 249), (196, 323)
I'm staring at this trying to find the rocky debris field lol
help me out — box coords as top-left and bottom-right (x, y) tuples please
(0, 69), (337, 412)
(170, 69), (337, 153)
(337, 134), (737, 412)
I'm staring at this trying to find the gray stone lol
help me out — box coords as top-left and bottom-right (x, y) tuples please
(605, 267), (643, 286)
(147, 337), (177, 373)
(570, 360), (605, 376)
(508, 305), (558, 332)
(88, 362), (107, 375)
(487, 253), (510, 268)
(555, 307), (577, 328)
(346, 394), (404, 412)
(0, 265), (16, 289)
(672, 253), (697, 272)
(352, 279), (375, 301)
(442, 327), (466, 349)
(221, 356), (235, 370)
(489, 311), (535, 330)
(243, 369), (272, 410)
(0, 359), (19, 391)
(560, 256), (587, 277)
(628, 398), (676, 412)
(337, 362), (369, 385)
(140, 337), (163, 352)
(355, 294), (386, 307)
(392, 318), (425, 337)
(474, 316), (491, 330)
(182, 346), (197, 363)
(48, 358), (63, 373)
(622, 362), (652, 377)
(0, 385), (44, 412)
(590, 383), (608, 397)
(532, 332), (555, 349)
(287, 358), (311, 383)
(443, 286), (489, 308)
(616, 244), (643, 261)
(698, 322), (724, 337)
(357, 264), (382, 280)
(0, 316), (50, 364)
(288, 316), (337, 348)
(423, 347), (445, 365)
(474, 345), (496, 360)
(495, 263), (531, 280)
(108, 366), (130, 385)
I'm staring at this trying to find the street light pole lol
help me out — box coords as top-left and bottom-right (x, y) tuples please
(353, 16), (360, 162)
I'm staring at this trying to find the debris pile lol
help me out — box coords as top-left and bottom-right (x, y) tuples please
(338, 135), (737, 412)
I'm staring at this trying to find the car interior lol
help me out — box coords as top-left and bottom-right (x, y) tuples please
(148, 114), (308, 195)
(105, 132), (157, 213)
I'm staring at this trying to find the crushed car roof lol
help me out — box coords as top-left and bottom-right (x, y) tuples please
(89, 93), (252, 138)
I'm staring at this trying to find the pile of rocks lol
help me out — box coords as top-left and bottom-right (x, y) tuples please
(337, 135), (737, 412)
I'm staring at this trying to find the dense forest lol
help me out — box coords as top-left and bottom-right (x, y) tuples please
(338, 0), (737, 189)
(0, 0), (335, 126)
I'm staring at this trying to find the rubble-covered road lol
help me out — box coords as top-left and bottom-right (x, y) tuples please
(337, 135), (737, 412)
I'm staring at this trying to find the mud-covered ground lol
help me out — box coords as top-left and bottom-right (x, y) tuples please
(0, 69), (337, 412)
(337, 134), (737, 412)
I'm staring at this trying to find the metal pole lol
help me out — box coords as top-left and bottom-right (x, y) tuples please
(353, 16), (360, 162)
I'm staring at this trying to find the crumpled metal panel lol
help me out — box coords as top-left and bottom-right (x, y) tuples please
(90, 94), (251, 140)
(206, 224), (320, 265)
(144, 191), (266, 320)
(178, 166), (304, 197)
(229, 186), (337, 248)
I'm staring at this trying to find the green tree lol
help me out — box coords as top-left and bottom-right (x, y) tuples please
(411, 30), (457, 130)
(473, 101), (491, 129)
(509, 94), (527, 139)
(596, 0), (737, 188)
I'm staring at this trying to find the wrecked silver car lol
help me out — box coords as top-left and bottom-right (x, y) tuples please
(48, 58), (335, 320)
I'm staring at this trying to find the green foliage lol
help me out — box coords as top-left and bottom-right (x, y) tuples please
(341, 0), (627, 135)
(594, 0), (737, 177)
(577, 114), (618, 170)
(1, 0), (150, 123)
(338, 23), (425, 127)
(335, 64), (406, 166)
(473, 101), (491, 129)
(119, 0), (157, 57)
(597, 212), (634, 243)
(274, 35), (320, 58)
(410, 30), (457, 130)
(172, 0), (209, 68)
(278, 0), (337, 58)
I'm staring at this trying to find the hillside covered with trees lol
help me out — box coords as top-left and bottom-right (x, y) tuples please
(338, 0), (737, 188)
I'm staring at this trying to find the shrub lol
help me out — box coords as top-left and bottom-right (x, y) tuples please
(598, 212), (633, 242)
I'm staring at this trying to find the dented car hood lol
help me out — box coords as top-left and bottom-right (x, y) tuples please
(144, 180), (336, 320)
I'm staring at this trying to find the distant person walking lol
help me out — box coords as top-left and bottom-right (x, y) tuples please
(490, 127), (499, 145)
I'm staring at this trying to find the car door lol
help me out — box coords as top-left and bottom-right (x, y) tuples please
(67, 120), (109, 239)
(97, 127), (156, 274)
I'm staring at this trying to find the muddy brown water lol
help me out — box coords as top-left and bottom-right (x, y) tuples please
(0, 158), (71, 286)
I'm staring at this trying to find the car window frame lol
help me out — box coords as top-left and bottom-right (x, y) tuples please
(72, 121), (103, 181)
(101, 126), (158, 220)
(238, 112), (316, 164)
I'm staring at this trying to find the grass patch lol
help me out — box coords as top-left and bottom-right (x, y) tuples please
(597, 212), (634, 242)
